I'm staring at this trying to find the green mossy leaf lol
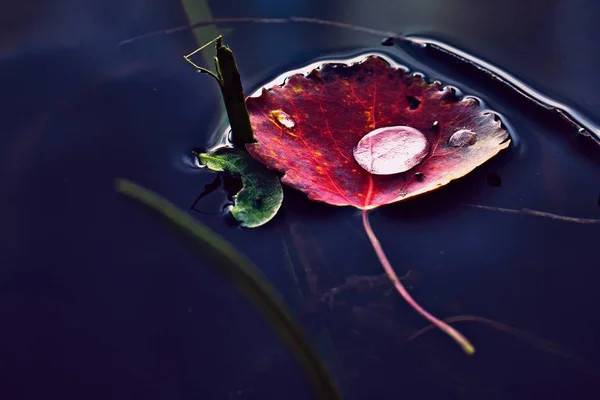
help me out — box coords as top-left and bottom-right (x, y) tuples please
(198, 147), (283, 228)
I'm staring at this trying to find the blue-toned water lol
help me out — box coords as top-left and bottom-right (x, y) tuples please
(1, 1), (599, 399)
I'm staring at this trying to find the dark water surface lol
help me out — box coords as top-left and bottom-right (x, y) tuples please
(1, 1), (600, 399)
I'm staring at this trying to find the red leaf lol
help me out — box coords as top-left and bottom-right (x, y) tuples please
(243, 54), (513, 355)
(246, 56), (510, 209)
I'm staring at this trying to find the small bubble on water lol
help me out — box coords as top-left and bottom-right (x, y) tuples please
(271, 110), (296, 129)
(448, 129), (477, 147)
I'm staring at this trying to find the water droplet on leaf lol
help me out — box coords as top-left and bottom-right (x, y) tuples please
(271, 110), (296, 128)
(448, 129), (477, 147)
(353, 126), (429, 175)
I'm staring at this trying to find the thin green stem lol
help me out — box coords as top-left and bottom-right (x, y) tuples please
(361, 209), (475, 355)
(183, 36), (224, 87)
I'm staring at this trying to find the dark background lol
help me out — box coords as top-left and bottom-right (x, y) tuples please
(1, 1), (599, 399)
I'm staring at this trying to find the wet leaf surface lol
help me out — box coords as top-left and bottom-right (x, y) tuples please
(246, 56), (511, 209)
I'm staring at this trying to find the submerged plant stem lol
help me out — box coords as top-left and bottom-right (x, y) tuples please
(361, 210), (475, 355)
(406, 315), (600, 376)
(464, 204), (600, 224)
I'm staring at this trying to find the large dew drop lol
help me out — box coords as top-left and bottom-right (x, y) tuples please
(271, 110), (296, 129)
(353, 126), (429, 175)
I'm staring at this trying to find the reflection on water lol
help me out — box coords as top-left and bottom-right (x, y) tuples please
(1, 1), (600, 399)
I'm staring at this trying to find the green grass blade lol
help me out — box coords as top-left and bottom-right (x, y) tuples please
(114, 178), (341, 400)
(180, 0), (219, 58)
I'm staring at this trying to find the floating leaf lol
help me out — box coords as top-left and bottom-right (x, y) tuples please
(246, 55), (510, 209)
(197, 147), (283, 228)
(242, 55), (512, 355)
